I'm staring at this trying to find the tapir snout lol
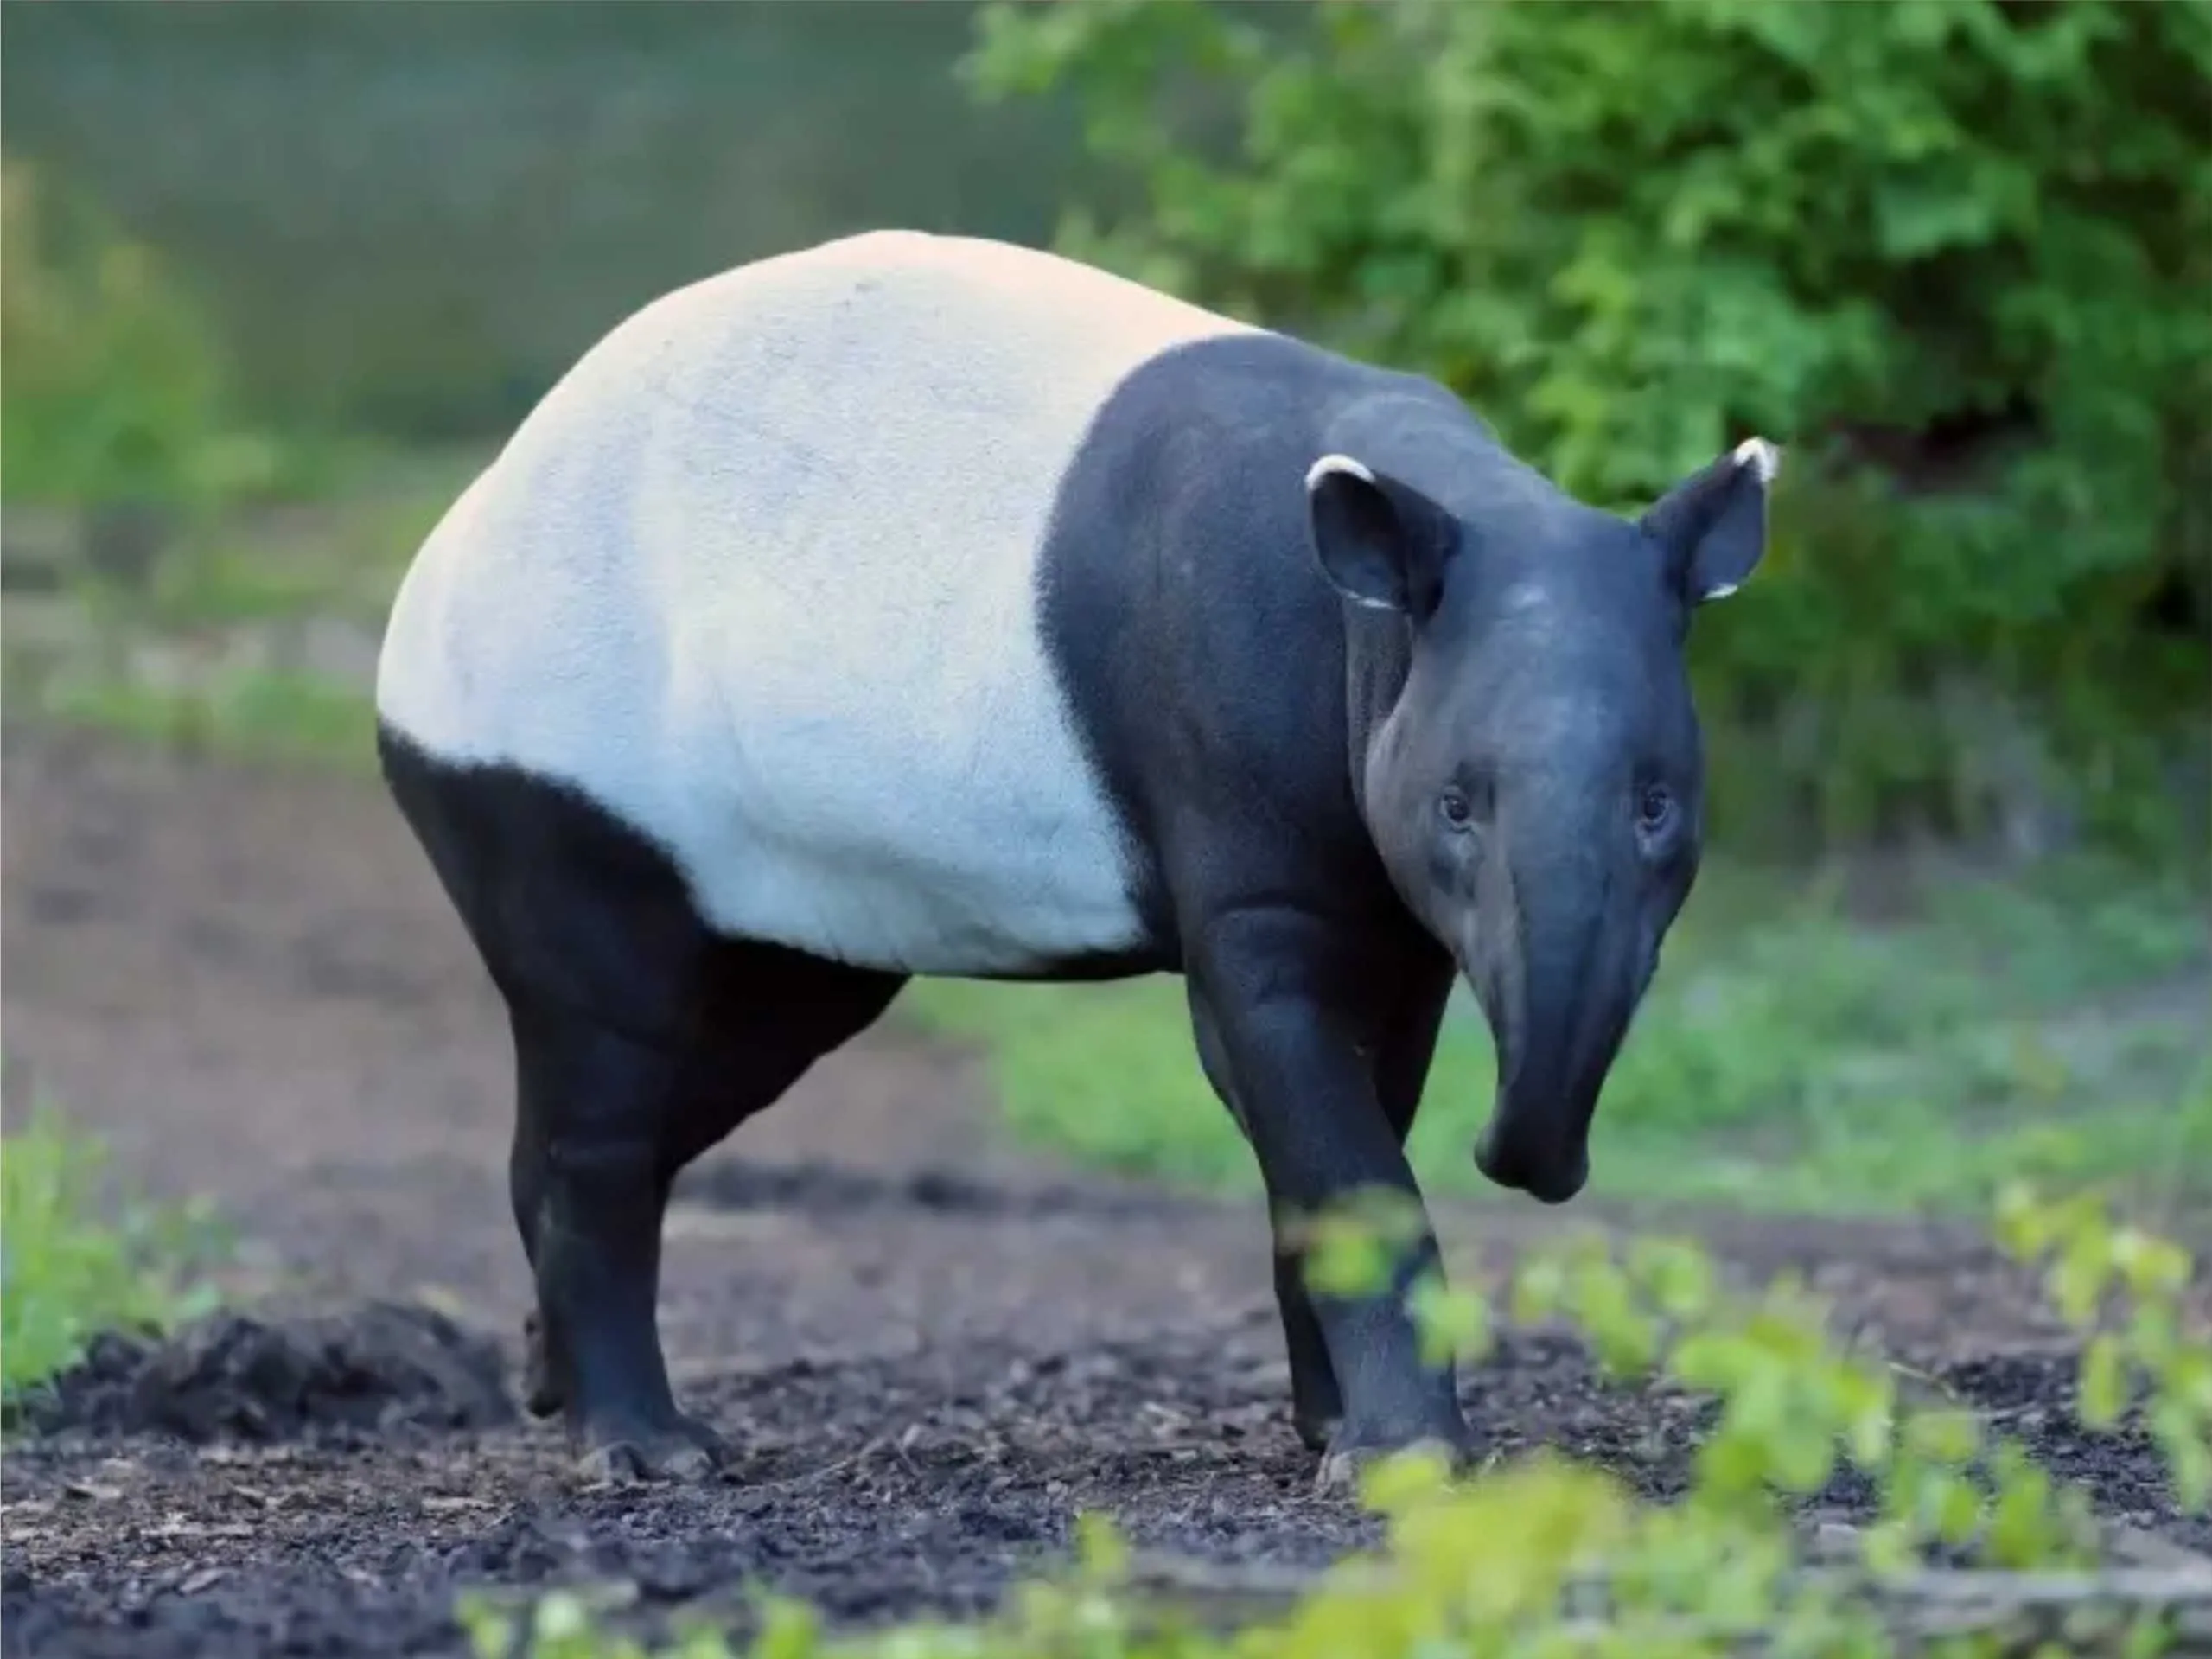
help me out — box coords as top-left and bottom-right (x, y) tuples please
(1456, 809), (1661, 1207)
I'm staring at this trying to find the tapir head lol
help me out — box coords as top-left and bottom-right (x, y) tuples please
(1306, 437), (1779, 1204)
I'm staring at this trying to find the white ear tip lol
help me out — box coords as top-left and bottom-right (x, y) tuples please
(1731, 437), (1782, 485)
(1305, 452), (1375, 491)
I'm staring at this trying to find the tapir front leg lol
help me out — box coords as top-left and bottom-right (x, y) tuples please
(1191, 957), (1455, 1452)
(1188, 985), (1341, 1450)
(1187, 910), (1470, 1488)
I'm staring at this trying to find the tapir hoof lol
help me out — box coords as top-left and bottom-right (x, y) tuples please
(1291, 1408), (1339, 1454)
(1314, 1428), (1472, 1496)
(572, 1412), (730, 1484)
(521, 1312), (564, 1419)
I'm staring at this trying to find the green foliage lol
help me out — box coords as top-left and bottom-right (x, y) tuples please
(907, 863), (2211, 1216)
(456, 1185), (2211, 1656)
(0, 1103), (225, 1401)
(964, 0), (2212, 858)
(0, 158), (293, 510)
(1994, 1184), (2212, 1511)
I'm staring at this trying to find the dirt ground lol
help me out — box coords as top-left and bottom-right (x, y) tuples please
(3, 723), (2206, 1657)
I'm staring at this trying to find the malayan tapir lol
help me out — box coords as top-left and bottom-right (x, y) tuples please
(374, 229), (1777, 1488)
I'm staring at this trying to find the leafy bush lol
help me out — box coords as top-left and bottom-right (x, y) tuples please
(0, 1104), (224, 1401)
(458, 1184), (2211, 1658)
(964, 0), (2212, 859)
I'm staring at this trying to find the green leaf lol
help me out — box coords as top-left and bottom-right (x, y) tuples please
(2113, 1228), (2195, 1300)
(1903, 1408), (1982, 1466)
(2078, 1332), (2130, 1431)
(1073, 1510), (1131, 1582)
(1406, 1274), (1491, 1368)
(1861, 1518), (1919, 1578)
(1696, 1426), (1776, 1501)
(1356, 1443), (1455, 1517)
(2049, 1218), (2118, 1327)
(2150, 1399), (2212, 1514)
(1922, 1469), (1986, 1547)
(1768, 1420), (1838, 1496)
(2163, 1348), (2212, 1416)
(1304, 1221), (1391, 1300)
(455, 1598), (517, 1659)
(749, 1595), (820, 1659)
(1836, 1367), (1896, 1471)
(1629, 1236), (1718, 1322)
(1512, 1256), (1568, 1324)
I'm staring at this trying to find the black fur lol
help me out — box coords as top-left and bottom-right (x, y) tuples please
(378, 724), (904, 1476)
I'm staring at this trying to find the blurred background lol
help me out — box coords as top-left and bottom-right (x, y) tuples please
(3, 0), (2207, 1262)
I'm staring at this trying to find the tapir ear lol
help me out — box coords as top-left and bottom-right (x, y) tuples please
(1639, 437), (1781, 605)
(1305, 453), (1460, 620)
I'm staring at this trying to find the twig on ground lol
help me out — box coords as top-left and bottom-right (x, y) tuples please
(741, 1432), (897, 1496)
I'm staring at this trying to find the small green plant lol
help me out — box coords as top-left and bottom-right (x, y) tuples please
(453, 1184), (2209, 1657)
(1993, 1182), (2212, 1514)
(1, 1103), (226, 1401)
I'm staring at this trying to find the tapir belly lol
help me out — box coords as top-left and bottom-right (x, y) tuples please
(375, 232), (1240, 975)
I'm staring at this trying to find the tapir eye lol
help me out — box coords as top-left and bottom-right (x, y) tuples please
(1438, 788), (1476, 832)
(1637, 783), (1676, 835)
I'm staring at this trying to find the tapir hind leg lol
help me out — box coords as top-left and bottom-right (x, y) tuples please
(376, 727), (904, 1479)
(506, 943), (902, 1479)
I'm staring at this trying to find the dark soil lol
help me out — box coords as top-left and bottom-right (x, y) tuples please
(3, 724), (2207, 1658)
(13, 1304), (514, 1446)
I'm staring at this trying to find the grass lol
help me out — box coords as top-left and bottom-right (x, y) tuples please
(31, 667), (383, 770)
(905, 860), (2212, 1219)
(3, 442), (483, 773)
(1, 1105), (226, 1401)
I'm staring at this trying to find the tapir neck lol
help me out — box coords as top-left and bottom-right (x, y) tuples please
(1342, 606), (1415, 825)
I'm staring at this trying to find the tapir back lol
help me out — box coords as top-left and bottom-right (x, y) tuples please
(375, 231), (1258, 976)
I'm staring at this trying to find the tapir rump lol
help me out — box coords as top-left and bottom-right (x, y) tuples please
(375, 230), (1778, 1486)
